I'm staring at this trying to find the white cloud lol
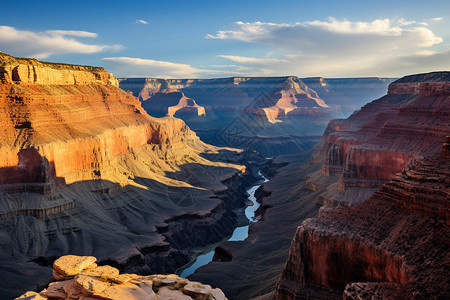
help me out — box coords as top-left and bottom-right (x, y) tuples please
(102, 56), (235, 78)
(0, 26), (122, 59)
(206, 18), (448, 77)
(428, 17), (443, 22)
(397, 18), (416, 26)
(44, 30), (98, 38)
(136, 19), (148, 25)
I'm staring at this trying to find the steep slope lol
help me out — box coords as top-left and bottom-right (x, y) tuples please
(0, 53), (253, 299)
(187, 72), (449, 299)
(307, 71), (449, 207)
(277, 139), (449, 299)
(120, 77), (333, 157)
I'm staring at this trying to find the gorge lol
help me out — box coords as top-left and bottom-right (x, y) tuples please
(2, 52), (448, 300)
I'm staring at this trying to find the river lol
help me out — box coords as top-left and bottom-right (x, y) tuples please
(178, 171), (268, 277)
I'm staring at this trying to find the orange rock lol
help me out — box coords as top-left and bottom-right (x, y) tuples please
(53, 255), (97, 277)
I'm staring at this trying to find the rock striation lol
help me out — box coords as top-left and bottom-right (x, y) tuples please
(16, 255), (226, 300)
(0, 53), (252, 299)
(307, 72), (450, 207)
(277, 140), (450, 299)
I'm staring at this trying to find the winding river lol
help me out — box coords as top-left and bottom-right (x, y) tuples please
(178, 172), (268, 277)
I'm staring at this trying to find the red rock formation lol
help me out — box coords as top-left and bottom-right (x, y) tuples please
(310, 72), (450, 206)
(0, 53), (249, 299)
(277, 142), (449, 299)
(167, 92), (206, 117)
(275, 72), (449, 299)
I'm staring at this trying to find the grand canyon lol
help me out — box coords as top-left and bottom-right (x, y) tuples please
(1, 2), (449, 299)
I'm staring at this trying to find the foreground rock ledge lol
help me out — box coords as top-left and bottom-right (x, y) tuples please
(16, 255), (227, 300)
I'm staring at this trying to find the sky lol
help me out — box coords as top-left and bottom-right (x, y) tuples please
(1, 0), (449, 78)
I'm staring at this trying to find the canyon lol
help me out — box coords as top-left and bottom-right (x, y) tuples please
(1, 50), (448, 300)
(188, 72), (449, 299)
(0, 53), (258, 299)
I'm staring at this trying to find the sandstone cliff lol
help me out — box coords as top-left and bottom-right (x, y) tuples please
(274, 72), (450, 299)
(277, 139), (449, 299)
(16, 255), (226, 300)
(307, 72), (449, 207)
(0, 53), (251, 299)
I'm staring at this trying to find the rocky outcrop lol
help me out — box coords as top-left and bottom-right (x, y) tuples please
(0, 52), (118, 86)
(168, 93), (206, 117)
(309, 71), (450, 207)
(0, 53), (253, 299)
(277, 142), (450, 299)
(16, 255), (226, 300)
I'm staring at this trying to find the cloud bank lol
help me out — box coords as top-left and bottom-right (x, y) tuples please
(0, 26), (122, 59)
(207, 18), (448, 77)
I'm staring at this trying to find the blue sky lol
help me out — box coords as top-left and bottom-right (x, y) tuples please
(1, 0), (449, 78)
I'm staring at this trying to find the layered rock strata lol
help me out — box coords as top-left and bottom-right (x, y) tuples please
(308, 72), (450, 207)
(277, 141), (450, 299)
(120, 77), (332, 157)
(16, 255), (226, 300)
(0, 53), (252, 299)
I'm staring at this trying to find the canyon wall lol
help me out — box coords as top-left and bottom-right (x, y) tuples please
(0, 53), (252, 299)
(276, 72), (450, 299)
(277, 141), (449, 299)
(307, 71), (449, 207)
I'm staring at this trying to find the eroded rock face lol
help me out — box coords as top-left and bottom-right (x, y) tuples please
(15, 255), (227, 300)
(276, 142), (450, 299)
(308, 71), (450, 207)
(0, 53), (252, 299)
(0, 52), (118, 86)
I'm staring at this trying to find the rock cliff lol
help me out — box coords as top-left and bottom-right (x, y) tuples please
(308, 72), (449, 207)
(16, 255), (227, 300)
(0, 53), (252, 299)
(275, 72), (450, 299)
(277, 140), (449, 299)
